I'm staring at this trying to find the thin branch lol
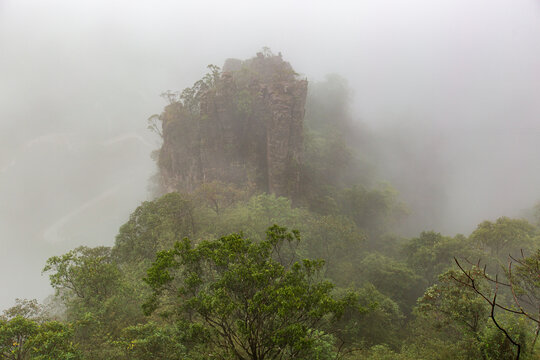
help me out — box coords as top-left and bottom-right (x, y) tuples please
(452, 259), (523, 315)
(490, 285), (520, 360)
(508, 261), (540, 324)
(454, 258), (522, 359)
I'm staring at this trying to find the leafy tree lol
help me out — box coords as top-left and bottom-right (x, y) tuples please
(1, 299), (44, 323)
(114, 322), (188, 360)
(453, 250), (540, 359)
(113, 192), (195, 264)
(301, 131), (353, 198)
(338, 184), (408, 242)
(25, 321), (82, 360)
(357, 253), (422, 313)
(0, 316), (80, 360)
(417, 269), (490, 338)
(349, 344), (417, 360)
(479, 314), (532, 360)
(470, 217), (536, 259)
(69, 312), (120, 360)
(0, 316), (37, 360)
(404, 231), (473, 285)
(43, 246), (142, 359)
(301, 214), (364, 283)
(510, 250), (540, 329)
(337, 284), (404, 349)
(213, 194), (307, 241)
(410, 268), (490, 359)
(143, 225), (361, 360)
(193, 181), (248, 216)
(147, 114), (163, 138)
(413, 255), (540, 360)
(43, 246), (121, 308)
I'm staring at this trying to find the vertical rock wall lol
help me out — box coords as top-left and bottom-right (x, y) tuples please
(158, 52), (307, 199)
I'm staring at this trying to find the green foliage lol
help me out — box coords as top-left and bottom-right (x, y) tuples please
(301, 214), (364, 283)
(114, 322), (187, 360)
(26, 321), (82, 360)
(144, 225), (361, 360)
(351, 345), (409, 360)
(338, 184), (408, 241)
(399, 334), (478, 360)
(450, 249), (540, 359)
(404, 231), (473, 284)
(417, 269), (490, 337)
(302, 130), (354, 194)
(0, 316), (37, 360)
(113, 192), (195, 264)
(212, 194), (307, 240)
(511, 249), (540, 314)
(70, 311), (120, 360)
(337, 284), (404, 348)
(43, 246), (121, 307)
(43, 246), (145, 359)
(147, 114), (162, 138)
(358, 253), (422, 313)
(193, 180), (248, 216)
(0, 316), (81, 360)
(412, 265), (540, 360)
(161, 64), (221, 115)
(470, 217), (537, 258)
(479, 314), (532, 360)
(1, 299), (44, 322)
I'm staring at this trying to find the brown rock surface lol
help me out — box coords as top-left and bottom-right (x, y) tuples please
(157, 52), (307, 199)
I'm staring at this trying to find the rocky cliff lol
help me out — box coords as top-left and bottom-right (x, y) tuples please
(157, 52), (307, 199)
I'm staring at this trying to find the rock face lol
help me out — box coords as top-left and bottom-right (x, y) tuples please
(157, 52), (307, 199)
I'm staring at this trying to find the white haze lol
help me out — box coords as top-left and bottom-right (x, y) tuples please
(1, 0), (540, 310)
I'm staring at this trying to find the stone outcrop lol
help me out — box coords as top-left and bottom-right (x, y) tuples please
(157, 52), (307, 199)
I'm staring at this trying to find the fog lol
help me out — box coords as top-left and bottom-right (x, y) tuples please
(1, 0), (540, 310)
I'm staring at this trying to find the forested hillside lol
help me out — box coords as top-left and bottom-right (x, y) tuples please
(2, 52), (539, 360)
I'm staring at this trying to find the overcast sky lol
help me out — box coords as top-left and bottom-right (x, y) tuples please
(1, 0), (540, 310)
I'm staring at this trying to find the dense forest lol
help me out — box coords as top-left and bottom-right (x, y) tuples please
(2, 52), (540, 360)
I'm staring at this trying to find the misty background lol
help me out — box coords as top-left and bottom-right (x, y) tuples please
(1, 0), (540, 310)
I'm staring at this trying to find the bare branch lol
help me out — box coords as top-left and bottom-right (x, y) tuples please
(453, 257), (525, 359)
(490, 284), (521, 360)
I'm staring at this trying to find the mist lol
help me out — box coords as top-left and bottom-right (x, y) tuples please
(2, 0), (540, 310)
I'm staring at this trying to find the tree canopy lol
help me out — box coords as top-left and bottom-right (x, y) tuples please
(143, 225), (361, 360)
